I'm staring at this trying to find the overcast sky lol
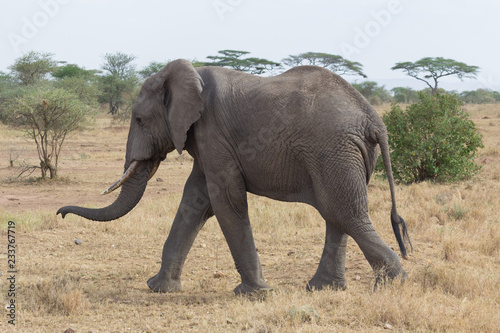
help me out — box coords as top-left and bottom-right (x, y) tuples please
(1, 0), (499, 91)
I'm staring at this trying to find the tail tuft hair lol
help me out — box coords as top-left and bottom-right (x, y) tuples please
(390, 211), (412, 259)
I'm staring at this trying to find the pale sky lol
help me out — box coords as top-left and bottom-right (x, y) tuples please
(1, 0), (499, 91)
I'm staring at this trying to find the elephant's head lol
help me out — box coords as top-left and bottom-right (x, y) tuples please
(57, 59), (204, 221)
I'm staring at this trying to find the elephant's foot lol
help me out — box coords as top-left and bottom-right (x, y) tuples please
(147, 272), (181, 293)
(306, 276), (347, 292)
(373, 267), (407, 291)
(234, 280), (272, 295)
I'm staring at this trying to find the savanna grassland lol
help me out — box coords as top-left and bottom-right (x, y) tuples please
(0, 104), (499, 332)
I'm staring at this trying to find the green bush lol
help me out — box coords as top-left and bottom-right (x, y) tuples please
(9, 85), (94, 179)
(377, 92), (484, 184)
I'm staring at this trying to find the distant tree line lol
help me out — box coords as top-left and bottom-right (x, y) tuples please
(0, 51), (491, 121)
(0, 50), (493, 179)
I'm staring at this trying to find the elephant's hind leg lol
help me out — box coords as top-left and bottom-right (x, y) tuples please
(347, 222), (406, 289)
(314, 157), (405, 291)
(307, 223), (348, 291)
(332, 181), (406, 288)
(148, 162), (213, 293)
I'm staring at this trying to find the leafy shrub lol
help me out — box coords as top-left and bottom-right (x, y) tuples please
(377, 92), (483, 183)
(9, 85), (94, 179)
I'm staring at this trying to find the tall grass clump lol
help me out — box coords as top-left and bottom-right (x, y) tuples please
(378, 92), (484, 183)
(21, 274), (89, 316)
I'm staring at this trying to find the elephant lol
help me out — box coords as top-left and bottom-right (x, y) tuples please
(57, 59), (411, 294)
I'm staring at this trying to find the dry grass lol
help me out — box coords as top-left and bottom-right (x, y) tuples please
(0, 104), (499, 332)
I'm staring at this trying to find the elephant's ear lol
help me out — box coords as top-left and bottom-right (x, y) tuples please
(162, 59), (204, 154)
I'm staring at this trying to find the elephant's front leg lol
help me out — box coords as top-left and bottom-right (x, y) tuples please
(206, 170), (271, 294)
(147, 164), (213, 293)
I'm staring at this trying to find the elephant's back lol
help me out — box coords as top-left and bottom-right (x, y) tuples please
(198, 64), (381, 145)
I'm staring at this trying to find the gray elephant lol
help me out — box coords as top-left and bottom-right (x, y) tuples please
(58, 59), (411, 294)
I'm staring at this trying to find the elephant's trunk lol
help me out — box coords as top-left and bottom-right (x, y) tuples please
(57, 160), (153, 222)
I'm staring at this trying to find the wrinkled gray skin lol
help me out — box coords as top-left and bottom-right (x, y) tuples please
(58, 59), (409, 294)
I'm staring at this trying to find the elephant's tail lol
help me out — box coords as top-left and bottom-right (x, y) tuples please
(377, 130), (412, 259)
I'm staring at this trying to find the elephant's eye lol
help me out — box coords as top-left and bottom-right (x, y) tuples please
(136, 117), (142, 126)
(163, 90), (169, 106)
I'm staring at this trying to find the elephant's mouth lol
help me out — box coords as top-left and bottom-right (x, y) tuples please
(101, 159), (162, 196)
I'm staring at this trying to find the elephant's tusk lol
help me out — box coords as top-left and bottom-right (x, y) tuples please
(101, 160), (139, 195)
(148, 160), (161, 181)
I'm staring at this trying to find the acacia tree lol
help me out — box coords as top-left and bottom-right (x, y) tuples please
(138, 61), (169, 80)
(204, 50), (281, 75)
(9, 51), (59, 86)
(98, 52), (137, 114)
(10, 86), (91, 179)
(52, 64), (100, 106)
(391, 57), (479, 94)
(3, 52), (58, 123)
(282, 52), (367, 77)
(52, 63), (97, 79)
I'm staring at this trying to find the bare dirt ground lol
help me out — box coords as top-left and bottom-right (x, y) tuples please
(1, 105), (499, 332)
(0, 121), (190, 213)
